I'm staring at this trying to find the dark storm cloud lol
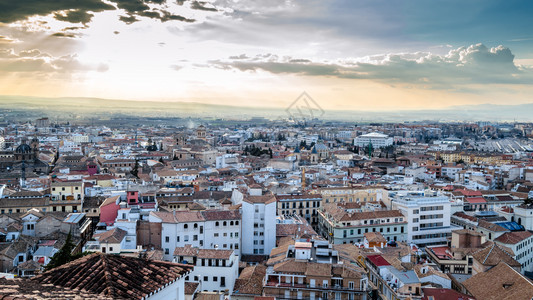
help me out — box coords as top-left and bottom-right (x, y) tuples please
(0, 0), (198, 25)
(51, 32), (78, 38)
(191, 1), (218, 12)
(0, 0), (115, 23)
(54, 10), (94, 24)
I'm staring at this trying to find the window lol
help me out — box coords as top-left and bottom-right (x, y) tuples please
(214, 233), (219, 237)
(184, 224), (188, 229)
(165, 248), (169, 254)
(221, 277), (226, 287)
(204, 276), (208, 282)
(215, 221), (219, 226)
(165, 236), (170, 243)
(213, 276), (218, 282)
(193, 235), (198, 241)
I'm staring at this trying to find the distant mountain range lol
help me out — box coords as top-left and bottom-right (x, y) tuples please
(0, 95), (531, 122)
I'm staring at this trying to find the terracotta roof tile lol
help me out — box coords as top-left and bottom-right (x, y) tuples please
(32, 253), (193, 300)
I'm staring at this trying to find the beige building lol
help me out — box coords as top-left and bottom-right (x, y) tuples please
(313, 186), (389, 206)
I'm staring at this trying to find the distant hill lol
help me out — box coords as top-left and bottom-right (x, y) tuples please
(0, 95), (531, 122)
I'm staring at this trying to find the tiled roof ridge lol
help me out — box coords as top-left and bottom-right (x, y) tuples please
(472, 241), (516, 266)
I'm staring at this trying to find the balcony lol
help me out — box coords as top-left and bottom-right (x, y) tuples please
(264, 281), (363, 292)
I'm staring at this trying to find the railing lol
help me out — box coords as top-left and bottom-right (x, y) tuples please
(264, 282), (365, 292)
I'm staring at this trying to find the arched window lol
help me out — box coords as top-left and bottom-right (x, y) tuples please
(235, 221), (239, 226)
(230, 221), (234, 226)
(184, 224), (188, 229)
(215, 221), (219, 227)
(194, 223), (198, 229)
(223, 221), (227, 226)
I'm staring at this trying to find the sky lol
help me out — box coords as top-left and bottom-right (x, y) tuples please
(0, 0), (533, 111)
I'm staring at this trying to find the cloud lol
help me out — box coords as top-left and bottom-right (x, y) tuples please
(0, 0), (203, 25)
(54, 9), (94, 24)
(0, 0), (115, 24)
(209, 44), (532, 89)
(191, 1), (218, 12)
(0, 48), (108, 73)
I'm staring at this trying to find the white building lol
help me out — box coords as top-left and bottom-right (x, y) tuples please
(149, 210), (242, 261)
(174, 245), (239, 294)
(354, 132), (393, 148)
(241, 194), (277, 255)
(391, 191), (461, 247)
(494, 231), (533, 273)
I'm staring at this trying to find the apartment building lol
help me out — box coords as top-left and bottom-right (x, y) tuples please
(314, 186), (388, 206)
(276, 193), (322, 226)
(318, 203), (407, 244)
(174, 245), (239, 294)
(149, 209), (242, 260)
(263, 239), (368, 300)
(494, 230), (533, 273)
(391, 191), (459, 247)
(241, 194), (277, 255)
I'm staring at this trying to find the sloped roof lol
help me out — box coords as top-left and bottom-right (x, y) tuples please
(0, 277), (113, 299)
(233, 264), (267, 295)
(472, 242), (520, 268)
(32, 253), (193, 300)
(93, 227), (127, 244)
(462, 262), (533, 300)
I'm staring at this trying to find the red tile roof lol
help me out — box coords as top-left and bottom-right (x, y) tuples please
(33, 253), (193, 300)
(366, 255), (391, 267)
(494, 231), (533, 245)
(465, 197), (487, 204)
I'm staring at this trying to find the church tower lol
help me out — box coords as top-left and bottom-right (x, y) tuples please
(196, 125), (207, 141)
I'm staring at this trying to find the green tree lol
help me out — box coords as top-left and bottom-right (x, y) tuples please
(45, 232), (75, 270)
(130, 160), (139, 178)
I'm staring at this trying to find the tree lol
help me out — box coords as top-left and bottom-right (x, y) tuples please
(45, 232), (75, 270)
(130, 160), (139, 178)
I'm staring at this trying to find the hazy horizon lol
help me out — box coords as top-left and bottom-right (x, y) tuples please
(1, 1), (533, 112)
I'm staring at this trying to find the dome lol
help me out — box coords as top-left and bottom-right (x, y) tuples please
(15, 143), (32, 153)
(314, 143), (328, 151)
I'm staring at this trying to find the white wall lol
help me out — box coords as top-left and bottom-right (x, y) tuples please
(148, 276), (186, 300)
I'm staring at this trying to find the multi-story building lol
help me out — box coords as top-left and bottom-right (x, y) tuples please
(391, 191), (459, 247)
(263, 239), (368, 300)
(314, 186), (388, 206)
(149, 209), (242, 260)
(50, 181), (84, 202)
(426, 229), (485, 275)
(174, 245), (239, 294)
(276, 193), (322, 226)
(494, 230), (533, 273)
(241, 194), (277, 255)
(318, 203), (407, 244)
(354, 132), (393, 148)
